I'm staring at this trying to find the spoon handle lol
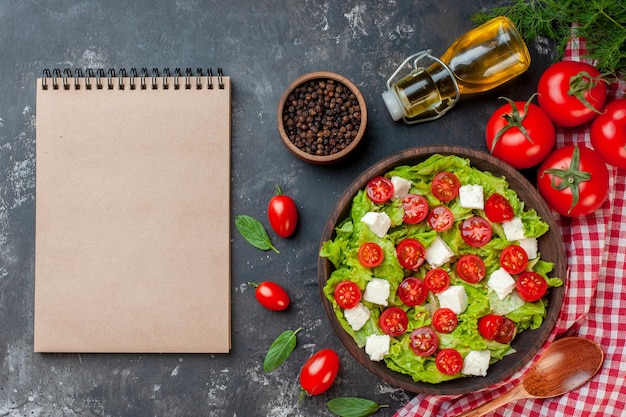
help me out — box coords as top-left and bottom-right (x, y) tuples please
(454, 385), (531, 417)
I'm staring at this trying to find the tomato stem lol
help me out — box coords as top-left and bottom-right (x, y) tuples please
(568, 71), (609, 114)
(490, 94), (538, 152)
(541, 144), (591, 214)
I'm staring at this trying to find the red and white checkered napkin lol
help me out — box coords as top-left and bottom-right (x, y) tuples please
(395, 35), (626, 417)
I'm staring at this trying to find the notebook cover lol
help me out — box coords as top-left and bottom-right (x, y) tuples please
(34, 73), (231, 353)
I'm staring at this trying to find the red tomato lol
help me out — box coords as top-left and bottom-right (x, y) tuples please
(478, 314), (516, 344)
(252, 281), (290, 311)
(299, 348), (339, 396)
(432, 308), (458, 333)
(358, 242), (384, 268)
(402, 194), (429, 224)
(537, 145), (609, 217)
(537, 61), (607, 127)
(590, 98), (626, 169)
(427, 205), (454, 232)
(366, 176), (394, 204)
(409, 327), (439, 356)
(460, 216), (493, 247)
(484, 193), (514, 223)
(516, 271), (548, 302)
(456, 254), (486, 284)
(424, 268), (450, 293)
(397, 277), (428, 306)
(379, 307), (409, 337)
(396, 238), (426, 271)
(333, 281), (361, 309)
(486, 96), (556, 169)
(431, 172), (460, 202)
(500, 245), (529, 275)
(435, 348), (463, 375)
(268, 190), (298, 238)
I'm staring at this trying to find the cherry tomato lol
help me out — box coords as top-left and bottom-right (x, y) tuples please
(537, 61), (607, 127)
(486, 96), (556, 169)
(299, 348), (339, 396)
(358, 242), (384, 268)
(252, 281), (290, 311)
(484, 193), (514, 223)
(409, 327), (439, 357)
(516, 271), (548, 302)
(424, 268), (450, 293)
(456, 254), (486, 284)
(396, 238), (426, 271)
(537, 145), (609, 217)
(401, 194), (429, 224)
(478, 314), (516, 344)
(432, 308), (457, 333)
(427, 205), (454, 232)
(379, 307), (409, 337)
(435, 348), (463, 375)
(397, 277), (428, 306)
(460, 216), (493, 247)
(268, 188), (298, 238)
(590, 98), (626, 169)
(431, 172), (460, 202)
(366, 176), (394, 204)
(333, 281), (362, 309)
(500, 244), (529, 275)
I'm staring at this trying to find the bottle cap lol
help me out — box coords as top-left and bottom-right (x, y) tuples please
(382, 90), (404, 121)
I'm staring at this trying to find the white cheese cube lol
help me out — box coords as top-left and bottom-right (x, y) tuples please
(502, 217), (525, 241)
(391, 176), (412, 199)
(363, 278), (390, 306)
(343, 303), (371, 331)
(518, 237), (538, 259)
(425, 236), (454, 267)
(488, 267), (516, 300)
(462, 350), (491, 377)
(459, 185), (484, 210)
(436, 285), (468, 315)
(361, 212), (392, 238)
(365, 334), (390, 361)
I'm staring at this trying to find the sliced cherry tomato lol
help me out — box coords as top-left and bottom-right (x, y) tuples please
(366, 176), (394, 204)
(500, 244), (529, 274)
(299, 348), (340, 396)
(268, 188), (299, 238)
(408, 327), (439, 357)
(456, 254), (486, 284)
(424, 268), (450, 293)
(358, 242), (384, 268)
(432, 308), (457, 333)
(460, 216), (493, 247)
(478, 314), (516, 344)
(484, 193), (515, 223)
(427, 205), (454, 232)
(396, 238), (426, 271)
(402, 194), (429, 224)
(590, 98), (626, 169)
(431, 172), (460, 202)
(397, 277), (428, 306)
(435, 348), (463, 375)
(516, 271), (548, 302)
(333, 281), (362, 309)
(252, 281), (290, 311)
(379, 307), (409, 337)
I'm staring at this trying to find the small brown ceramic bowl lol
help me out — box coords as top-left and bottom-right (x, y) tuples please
(277, 71), (367, 165)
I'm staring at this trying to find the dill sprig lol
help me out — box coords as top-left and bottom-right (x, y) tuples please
(472, 0), (626, 74)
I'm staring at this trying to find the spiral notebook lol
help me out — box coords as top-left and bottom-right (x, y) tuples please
(34, 68), (231, 353)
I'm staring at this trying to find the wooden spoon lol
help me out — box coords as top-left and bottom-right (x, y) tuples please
(456, 337), (604, 417)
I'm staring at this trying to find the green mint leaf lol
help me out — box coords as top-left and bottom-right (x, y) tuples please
(326, 397), (388, 417)
(263, 328), (301, 372)
(235, 215), (279, 253)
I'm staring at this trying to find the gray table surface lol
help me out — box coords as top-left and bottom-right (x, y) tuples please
(0, 1), (556, 416)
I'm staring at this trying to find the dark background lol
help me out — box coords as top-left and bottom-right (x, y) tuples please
(0, 1), (556, 416)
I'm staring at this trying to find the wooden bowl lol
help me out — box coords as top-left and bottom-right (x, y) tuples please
(277, 71), (367, 165)
(317, 145), (567, 394)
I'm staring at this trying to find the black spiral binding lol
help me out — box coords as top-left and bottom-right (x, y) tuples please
(41, 67), (225, 91)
